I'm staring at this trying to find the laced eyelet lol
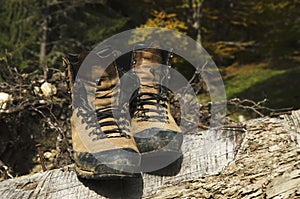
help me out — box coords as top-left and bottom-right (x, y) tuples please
(132, 85), (169, 123)
(150, 68), (155, 75)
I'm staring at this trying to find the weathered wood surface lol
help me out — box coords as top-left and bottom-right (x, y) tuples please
(0, 110), (299, 199)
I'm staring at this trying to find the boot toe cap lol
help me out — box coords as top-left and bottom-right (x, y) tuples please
(74, 148), (141, 179)
(134, 128), (183, 153)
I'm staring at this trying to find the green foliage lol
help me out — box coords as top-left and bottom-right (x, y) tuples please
(0, 0), (298, 70)
(201, 0), (300, 64)
(248, 0), (300, 60)
(0, 0), (131, 73)
(223, 63), (286, 98)
(141, 10), (187, 31)
(0, 0), (40, 70)
(223, 62), (300, 110)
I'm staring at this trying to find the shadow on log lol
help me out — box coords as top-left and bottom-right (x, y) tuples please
(79, 175), (144, 199)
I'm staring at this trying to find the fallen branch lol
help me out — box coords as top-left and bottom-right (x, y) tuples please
(228, 98), (293, 117)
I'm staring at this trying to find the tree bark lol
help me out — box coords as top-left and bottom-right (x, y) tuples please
(188, 0), (204, 44)
(0, 110), (299, 198)
(40, 1), (48, 79)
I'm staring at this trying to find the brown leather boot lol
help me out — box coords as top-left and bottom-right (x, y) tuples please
(63, 53), (83, 94)
(129, 44), (183, 172)
(64, 47), (140, 179)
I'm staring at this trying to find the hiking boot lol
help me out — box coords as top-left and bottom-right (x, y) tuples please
(129, 44), (183, 171)
(64, 47), (141, 179)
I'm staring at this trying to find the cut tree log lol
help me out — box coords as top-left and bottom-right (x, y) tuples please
(0, 110), (299, 199)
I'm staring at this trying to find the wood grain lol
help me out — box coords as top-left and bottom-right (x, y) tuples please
(1, 110), (299, 199)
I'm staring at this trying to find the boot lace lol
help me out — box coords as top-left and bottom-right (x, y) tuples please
(131, 84), (170, 123)
(74, 80), (130, 141)
(130, 45), (174, 124)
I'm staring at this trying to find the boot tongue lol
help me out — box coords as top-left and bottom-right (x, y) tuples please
(75, 49), (119, 108)
(134, 49), (163, 66)
(133, 48), (167, 85)
(134, 64), (164, 85)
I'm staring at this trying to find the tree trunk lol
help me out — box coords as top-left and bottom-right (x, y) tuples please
(40, 1), (48, 79)
(0, 110), (299, 198)
(188, 0), (204, 45)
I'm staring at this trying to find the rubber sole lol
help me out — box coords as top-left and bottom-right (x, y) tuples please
(73, 149), (141, 180)
(75, 164), (141, 180)
(134, 129), (183, 172)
